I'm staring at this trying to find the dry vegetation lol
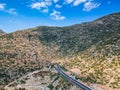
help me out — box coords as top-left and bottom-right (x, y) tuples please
(0, 12), (120, 89)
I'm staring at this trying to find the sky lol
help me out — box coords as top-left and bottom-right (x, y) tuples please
(0, 0), (120, 33)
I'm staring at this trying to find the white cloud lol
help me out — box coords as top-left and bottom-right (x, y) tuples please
(29, 0), (100, 18)
(6, 8), (17, 15)
(55, 4), (62, 8)
(45, 0), (52, 6)
(73, 0), (86, 6)
(30, 0), (52, 13)
(42, 8), (49, 13)
(64, 0), (74, 4)
(0, 3), (17, 15)
(83, 1), (100, 11)
(53, 0), (59, 3)
(0, 3), (6, 10)
(31, 0), (52, 10)
(31, 2), (47, 9)
(50, 10), (66, 20)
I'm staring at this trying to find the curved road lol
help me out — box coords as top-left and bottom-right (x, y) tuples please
(54, 65), (94, 90)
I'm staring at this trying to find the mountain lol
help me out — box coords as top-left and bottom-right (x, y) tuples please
(0, 12), (120, 89)
(0, 29), (5, 35)
(33, 12), (120, 56)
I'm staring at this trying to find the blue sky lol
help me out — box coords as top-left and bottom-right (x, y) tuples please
(0, 0), (120, 33)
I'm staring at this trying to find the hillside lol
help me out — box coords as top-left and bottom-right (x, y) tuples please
(0, 29), (5, 35)
(4, 67), (80, 90)
(0, 12), (120, 89)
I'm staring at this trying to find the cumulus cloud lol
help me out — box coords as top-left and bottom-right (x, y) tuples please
(31, 0), (52, 9)
(29, 0), (100, 19)
(0, 3), (6, 10)
(53, 0), (59, 3)
(73, 0), (86, 6)
(83, 1), (100, 11)
(55, 4), (62, 8)
(30, 0), (53, 13)
(6, 8), (17, 15)
(0, 3), (17, 15)
(31, 2), (46, 9)
(64, 0), (100, 11)
(42, 8), (49, 13)
(64, 0), (86, 5)
(64, 0), (74, 4)
(50, 10), (66, 20)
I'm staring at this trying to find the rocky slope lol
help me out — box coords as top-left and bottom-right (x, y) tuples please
(4, 66), (81, 90)
(0, 12), (120, 89)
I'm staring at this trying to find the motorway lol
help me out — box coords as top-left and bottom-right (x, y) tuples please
(54, 65), (94, 90)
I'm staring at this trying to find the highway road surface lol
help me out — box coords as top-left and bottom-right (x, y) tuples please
(54, 65), (94, 90)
